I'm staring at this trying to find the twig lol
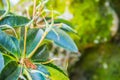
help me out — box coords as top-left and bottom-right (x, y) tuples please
(36, 23), (62, 28)
(27, 30), (48, 58)
(41, 58), (60, 64)
(23, 26), (28, 58)
(22, 16), (36, 58)
(0, 0), (10, 20)
(33, 0), (37, 17)
(26, 7), (31, 19)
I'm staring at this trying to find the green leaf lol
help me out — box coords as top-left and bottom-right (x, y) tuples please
(0, 61), (21, 80)
(45, 63), (67, 76)
(29, 64), (50, 80)
(54, 19), (76, 33)
(31, 44), (49, 62)
(19, 27), (25, 53)
(10, 36), (21, 56)
(60, 23), (77, 33)
(0, 30), (20, 57)
(54, 19), (73, 26)
(3, 54), (13, 66)
(30, 72), (46, 80)
(46, 28), (78, 52)
(0, 53), (4, 72)
(37, 64), (50, 75)
(26, 29), (44, 55)
(0, 15), (30, 27)
(0, 10), (13, 16)
(45, 63), (69, 80)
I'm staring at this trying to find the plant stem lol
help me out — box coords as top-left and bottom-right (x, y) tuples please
(37, 23), (61, 28)
(0, 0), (10, 20)
(23, 26), (28, 58)
(2, 53), (17, 61)
(28, 11), (55, 58)
(33, 0), (37, 17)
(24, 69), (32, 80)
(22, 17), (35, 59)
(35, 58), (59, 64)
(27, 30), (48, 58)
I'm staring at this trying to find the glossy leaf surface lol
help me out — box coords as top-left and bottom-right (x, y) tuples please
(45, 63), (69, 80)
(0, 53), (4, 72)
(29, 64), (50, 80)
(31, 44), (49, 62)
(0, 16), (29, 27)
(0, 61), (21, 80)
(46, 28), (78, 52)
(0, 30), (20, 57)
(26, 29), (44, 55)
(54, 19), (76, 33)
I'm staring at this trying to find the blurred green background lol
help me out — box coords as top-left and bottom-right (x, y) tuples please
(47, 0), (120, 79)
(1, 0), (120, 80)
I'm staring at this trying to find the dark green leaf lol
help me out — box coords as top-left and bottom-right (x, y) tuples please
(3, 54), (13, 65)
(31, 44), (49, 62)
(0, 61), (21, 80)
(0, 30), (20, 57)
(60, 23), (77, 33)
(0, 47), (15, 65)
(0, 53), (4, 72)
(46, 28), (78, 52)
(0, 10), (13, 16)
(19, 27), (25, 53)
(26, 29), (44, 55)
(54, 19), (73, 26)
(29, 64), (50, 80)
(54, 19), (76, 33)
(0, 15), (30, 27)
(10, 36), (21, 56)
(0, 46), (6, 53)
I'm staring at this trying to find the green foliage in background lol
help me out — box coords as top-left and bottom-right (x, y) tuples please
(70, 43), (120, 80)
(47, 0), (113, 49)
(0, 0), (3, 9)
(70, 0), (113, 47)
